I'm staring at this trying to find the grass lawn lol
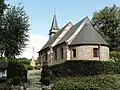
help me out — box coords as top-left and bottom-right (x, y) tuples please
(52, 74), (120, 90)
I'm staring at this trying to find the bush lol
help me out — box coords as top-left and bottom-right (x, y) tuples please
(110, 51), (120, 61)
(25, 65), (33, 70)
(7, 60), (27, 83)
(18, 58), (31, 65)
(41, 77), (51, 86)
(0, 58), (27, 84)
(7, 78), (13, 85)
(40, 65), (52, 85)
(13, 77), (21, 86)
(40, 65), (51, 80)
(52, 75), (120, 90)
(49, 60), (120, 77)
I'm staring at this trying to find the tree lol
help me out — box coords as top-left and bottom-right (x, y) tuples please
(0, 0), (7, 57)
(1, 5), (29, 58)
(92, 5), (120, 50)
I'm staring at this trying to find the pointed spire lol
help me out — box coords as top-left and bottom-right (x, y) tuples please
(50, 14), (59, 30)
(49, 13), (59, 38)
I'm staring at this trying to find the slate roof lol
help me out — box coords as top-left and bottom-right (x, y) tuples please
(56, 17), (108, 46)
(56, 18), (85, 45)
(50, 14), (59, 31)
(39, 16), (108, 53)
(70, 23), (108, 45)
(40, 22), (72, 51)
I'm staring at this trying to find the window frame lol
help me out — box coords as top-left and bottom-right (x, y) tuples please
(61, 48), (64, 59)
(93, 48), (99, 57)
(55, 49), (57, 60)
(72, 49), (76, 58)
(45, 52), (47, 61)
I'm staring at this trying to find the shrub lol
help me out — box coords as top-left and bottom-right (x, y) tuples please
(110, 51), (120, 61)
(41, 65), (51, 79)
(40, 65), (52, 85)
(7, 78), (13, 85)
(52, 75), (120, 90)
(7, 60), (27, 83)
(25, 65), (33, 70)
(41, 77), (51, 86)
(49, 60), (120, 78)
(18, 58), (31, 65)
(0, 58), (27, 84)
(13, 77), (21, 86)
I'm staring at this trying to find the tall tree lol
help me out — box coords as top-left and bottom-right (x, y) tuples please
(92, 5), (120, 50)
(2, 5), (30, 58)
(0, 0), (7, 57)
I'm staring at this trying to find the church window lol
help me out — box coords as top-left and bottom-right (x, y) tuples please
(61, 48), (64, 59)
(45, 52), (47, 61)
(55, 49), (57, 60)
(72, 49), (76, 58)
(93, 48), (99, 57)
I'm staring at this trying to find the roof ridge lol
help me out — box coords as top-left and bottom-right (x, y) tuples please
(70, 20), (108, 46)
(66, 17), (88, 44)
(52, 22), (73, 47)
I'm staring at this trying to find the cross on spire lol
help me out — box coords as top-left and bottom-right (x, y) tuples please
(54, 8), (56, 14)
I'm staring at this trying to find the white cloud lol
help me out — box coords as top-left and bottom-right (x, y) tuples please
(20, 34), (48, 59)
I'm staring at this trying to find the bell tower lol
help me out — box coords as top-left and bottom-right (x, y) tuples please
(49, 14), (59, 39)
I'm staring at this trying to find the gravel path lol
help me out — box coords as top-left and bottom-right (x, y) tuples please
(26, 70), (42, 90)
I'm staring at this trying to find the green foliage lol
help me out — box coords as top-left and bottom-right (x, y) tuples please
(0, 0), (7, 57)
(49, 60), (120, 77)
(52, 75), (120, 90)
(40, 65), (52, 85)
(0, 0), (7, 15)
(41, 77), (51, 86)
(25, 65), (33, 70)
(110, 51), (120, 61)
(18, 58), (30, 65)
(7, 60), (27, 83)
(92, 4), (120, 50)
(0, 58), (28, 83)
(0, 4), (30, 58)
(1, 5), (30, 58)
(16, 58), (32, 70)
(7, 78), (13, 85)
(12, 77), (21, 86)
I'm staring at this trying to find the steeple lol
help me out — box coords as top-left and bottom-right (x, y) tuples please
(49, 14), (59, 39)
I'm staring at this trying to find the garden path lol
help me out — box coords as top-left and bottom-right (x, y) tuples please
(26, 70), (42, 90)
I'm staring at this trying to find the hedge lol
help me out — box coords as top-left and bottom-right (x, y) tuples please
(7, 61), (27, 83)
(50, 60), (120, 77)
(0, 58), (27, 84)
(41, 60), (120, 81)
(52, 75), (120, 90)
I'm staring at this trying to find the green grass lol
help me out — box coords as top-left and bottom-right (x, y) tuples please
(52, 74), (120, 90)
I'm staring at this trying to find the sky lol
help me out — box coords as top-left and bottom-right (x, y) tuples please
(6, 0), (120, 59)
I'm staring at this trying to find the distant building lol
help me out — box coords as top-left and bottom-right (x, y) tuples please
(38, 14), (109, 66)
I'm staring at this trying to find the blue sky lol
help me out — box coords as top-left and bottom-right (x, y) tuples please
(6, 0), (120, 37)
(6, 0), (120, 59)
